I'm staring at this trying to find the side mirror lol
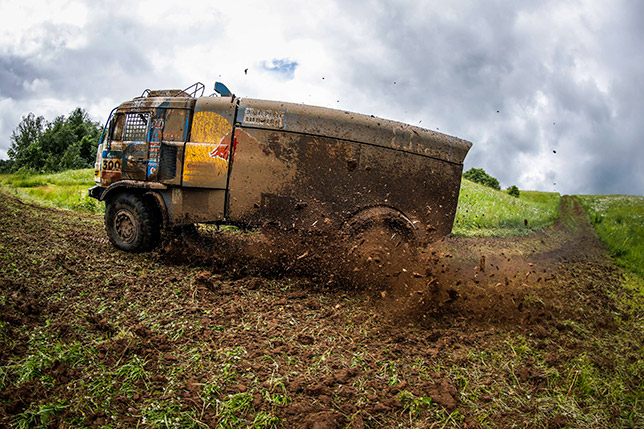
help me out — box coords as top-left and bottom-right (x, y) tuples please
(100, 107), (119, 151)
(108, 118), (116, 139)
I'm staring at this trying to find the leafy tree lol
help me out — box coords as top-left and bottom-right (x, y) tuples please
(60, 141), (84, 170)
(0, 159), (13, 173)
(8, 113), (45, 171)
(507, 185), (520, 198)
(463, 168), (501, 190)
(7, 108), (102, 173)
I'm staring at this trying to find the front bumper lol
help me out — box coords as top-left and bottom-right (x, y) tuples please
(88, 186), (105, 200)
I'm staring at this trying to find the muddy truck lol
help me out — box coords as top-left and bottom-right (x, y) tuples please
(89, 82), (472, 253)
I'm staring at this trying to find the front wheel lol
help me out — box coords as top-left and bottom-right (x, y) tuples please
(105, 193), (159, 252)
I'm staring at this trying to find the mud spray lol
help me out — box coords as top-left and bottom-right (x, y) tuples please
(156, 197), (609, 328)
(156, 224), (466, 323)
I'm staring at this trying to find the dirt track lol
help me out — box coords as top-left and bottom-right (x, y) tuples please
(0, 191), (641, 427)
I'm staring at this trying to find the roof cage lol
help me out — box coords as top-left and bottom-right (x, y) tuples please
(140, 82), (205, 98)
(176, 82), (205, 98)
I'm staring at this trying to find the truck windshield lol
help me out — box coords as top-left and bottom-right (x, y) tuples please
(110, 114), (125, 141)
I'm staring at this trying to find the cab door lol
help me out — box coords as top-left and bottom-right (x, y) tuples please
(156, 107), (191, 184)
(181, 97), (237, 189)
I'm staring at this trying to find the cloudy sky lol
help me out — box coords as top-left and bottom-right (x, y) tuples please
(1, 0), (642, 195)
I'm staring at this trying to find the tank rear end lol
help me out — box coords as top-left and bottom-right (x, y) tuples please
(226, 99), (472, 244)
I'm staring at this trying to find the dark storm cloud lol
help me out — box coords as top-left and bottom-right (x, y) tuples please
(0, 56), (41, 99)
(1, 4), (232, 102)
(1, 24), (148, 93)
(0, 13), (182, 151)
(0, 1), (237, 156)
(33, 20), (156, 99)
(331, 0), (643, 195)
(335, 1), (548, 186)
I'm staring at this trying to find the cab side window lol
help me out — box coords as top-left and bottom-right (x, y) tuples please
(122, 113), (150, 141)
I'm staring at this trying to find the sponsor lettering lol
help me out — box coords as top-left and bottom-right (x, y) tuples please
(243, 107), (285, 128)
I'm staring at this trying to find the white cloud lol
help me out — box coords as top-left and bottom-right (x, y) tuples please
(0, 1), (89, 55)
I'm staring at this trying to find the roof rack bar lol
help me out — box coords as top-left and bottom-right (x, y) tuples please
(138, 82), (205, 98)
(175, 82), (205, 98)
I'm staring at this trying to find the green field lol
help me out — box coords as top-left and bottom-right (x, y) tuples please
(0, 169), (102, 213)
(1, 169), (644, 427)
(0, 170), (563, 235)
(576, 194), (644, 277)
(453, 179), (561, 237)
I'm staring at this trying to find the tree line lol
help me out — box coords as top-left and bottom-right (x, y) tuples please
(464, 167), (520, 197)
(2, 108), (102, 174)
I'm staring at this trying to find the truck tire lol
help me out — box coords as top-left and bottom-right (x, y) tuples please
(343, 207), (419, 288)
(105, 193), (159, 252)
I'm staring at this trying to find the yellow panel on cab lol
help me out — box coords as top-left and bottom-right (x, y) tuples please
(182, 97), (237, 188)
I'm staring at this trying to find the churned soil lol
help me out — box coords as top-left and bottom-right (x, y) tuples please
(0, 191), (638, 427)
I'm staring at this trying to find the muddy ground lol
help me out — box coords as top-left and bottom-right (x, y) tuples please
(0, 192), (642, 428)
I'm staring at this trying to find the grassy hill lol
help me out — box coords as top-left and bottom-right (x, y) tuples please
(576, 194), (644, 278)
(453, 179), (561, 237)
(0, 170), (563, 232)
(0, 169), (101, 213)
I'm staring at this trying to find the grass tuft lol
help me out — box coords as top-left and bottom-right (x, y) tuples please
(15, 399), (68, 429)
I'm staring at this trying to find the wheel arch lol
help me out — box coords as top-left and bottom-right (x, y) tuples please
(100, 181), (168, 228)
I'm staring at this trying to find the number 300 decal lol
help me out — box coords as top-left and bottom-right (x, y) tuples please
(102, 159), (122, 171)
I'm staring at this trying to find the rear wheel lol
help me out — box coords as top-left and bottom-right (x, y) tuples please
(344, 208), (419, 288)
(105, 193), (159, 252)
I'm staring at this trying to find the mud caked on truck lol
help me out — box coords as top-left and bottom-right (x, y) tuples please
(89, 82), (472, 254)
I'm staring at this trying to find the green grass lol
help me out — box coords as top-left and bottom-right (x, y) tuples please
(15, 399), (69, 428)
(0, 169), (102, 213)
(453, 179), (561, 237)
(576, 194), (644, 277)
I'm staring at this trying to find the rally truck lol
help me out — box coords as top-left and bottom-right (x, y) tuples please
(89, 82), (472, 252)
